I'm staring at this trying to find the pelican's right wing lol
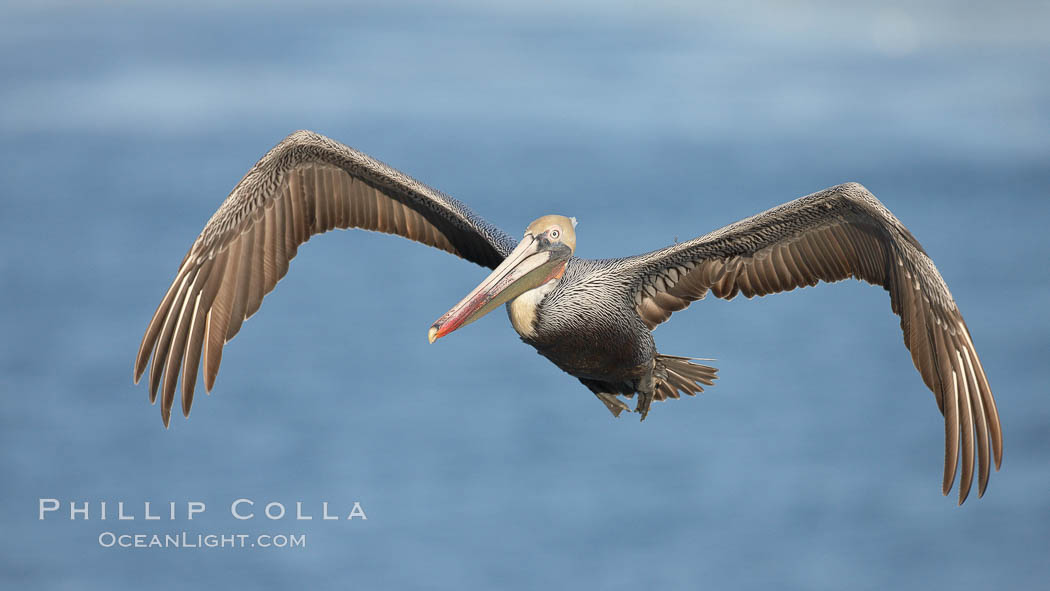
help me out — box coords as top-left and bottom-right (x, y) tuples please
(134, 131), (516, 426)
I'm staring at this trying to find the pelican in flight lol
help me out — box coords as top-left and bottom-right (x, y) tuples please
(135, 131), (1001, 504)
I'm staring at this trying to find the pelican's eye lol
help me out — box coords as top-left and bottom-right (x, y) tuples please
(549, 228), (560, 240)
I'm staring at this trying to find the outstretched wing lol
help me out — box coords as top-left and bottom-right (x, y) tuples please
(134, 130), (516, 426)
(622, 182), (1001, 504)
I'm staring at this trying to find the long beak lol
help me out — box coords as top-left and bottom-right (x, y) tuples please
(428, 235), (557, 343)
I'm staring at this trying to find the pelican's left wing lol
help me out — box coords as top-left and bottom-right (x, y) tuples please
(134, 131), (515, 425)
(620, 182), (1000, 504)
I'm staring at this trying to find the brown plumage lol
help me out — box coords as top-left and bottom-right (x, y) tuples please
(621, 185), (1001, 502)
(134, 131), (514, 425)
(135, 130), (1001, 505)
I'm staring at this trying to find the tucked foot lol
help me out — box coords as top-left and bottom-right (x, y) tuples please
(635, 371), (656, 421)
(594, 391), (631, 417)
(635, 389), (653, 421)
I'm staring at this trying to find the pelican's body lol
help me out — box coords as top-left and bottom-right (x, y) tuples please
(135, 131), (1002, 505)
(524, 261), (656, 378)
(511, 259), (651, 377)
(505, 258), (679, 416)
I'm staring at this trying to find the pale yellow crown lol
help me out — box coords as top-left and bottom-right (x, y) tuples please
(526, 215), (577, 253)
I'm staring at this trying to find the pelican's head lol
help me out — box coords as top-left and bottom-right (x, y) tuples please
(428, 215), (577, 342)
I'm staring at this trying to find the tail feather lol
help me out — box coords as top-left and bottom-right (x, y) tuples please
(579, 355), (718, 417)
(654, 355), (718, 401)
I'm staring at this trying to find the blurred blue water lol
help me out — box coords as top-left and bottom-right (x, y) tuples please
(2, 2), (1048, 590)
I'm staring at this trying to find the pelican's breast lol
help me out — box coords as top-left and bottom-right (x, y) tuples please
(508, 280), (557, 339)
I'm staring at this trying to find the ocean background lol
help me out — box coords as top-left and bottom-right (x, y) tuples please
(2, 1), (1048, 589)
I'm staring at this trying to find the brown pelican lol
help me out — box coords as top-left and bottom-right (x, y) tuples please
(134, 130), (1001, 504)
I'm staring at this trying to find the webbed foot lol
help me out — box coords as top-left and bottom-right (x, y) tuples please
(594, 392), (631, 417)
(635, 389), (653, 421)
